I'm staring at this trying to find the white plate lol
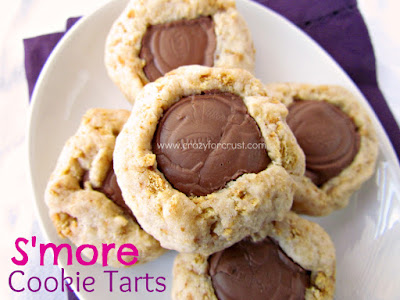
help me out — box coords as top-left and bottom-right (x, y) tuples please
(28, 0), (400, 299)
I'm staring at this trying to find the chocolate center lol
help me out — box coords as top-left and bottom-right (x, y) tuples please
(152, 91), (270, 197)
(139, 16), (216, 82)
(287, 100), (360, 186)
(81, 164), (134, 218)
(208, 237), (310, 300)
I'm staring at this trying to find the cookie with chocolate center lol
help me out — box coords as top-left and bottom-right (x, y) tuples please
(172, 212), (336, 300)
(105, 0), (255, 103)
(265, 83), (378, 216)
(114, 66), (305, 255)
(45, 108), (166, 267)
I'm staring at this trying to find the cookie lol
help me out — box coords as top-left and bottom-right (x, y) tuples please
(105, 0), (255, 103)
(45, 108), (166, 267)
(265, 83), (378, 216)
(172, 212), (336, 300)
(114, 66), (305, 255)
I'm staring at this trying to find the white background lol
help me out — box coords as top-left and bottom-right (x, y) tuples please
(0, 0), (399, 299)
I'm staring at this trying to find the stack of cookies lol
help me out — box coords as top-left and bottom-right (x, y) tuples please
(45, 0), (378, 299)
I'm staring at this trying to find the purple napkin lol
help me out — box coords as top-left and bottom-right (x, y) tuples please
(24, 17), (81, 97)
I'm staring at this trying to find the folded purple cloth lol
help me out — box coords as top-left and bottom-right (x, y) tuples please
(23, 17), (81, 97)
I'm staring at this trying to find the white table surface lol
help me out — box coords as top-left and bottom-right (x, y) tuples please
(0, 0), (399, 299)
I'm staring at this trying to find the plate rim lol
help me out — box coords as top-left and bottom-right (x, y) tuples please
(27, 0), (129, 242)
